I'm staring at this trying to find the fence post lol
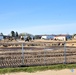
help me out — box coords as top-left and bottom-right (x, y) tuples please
(64, 41), (66, 64)
(44, 45), (46, 65)
(22, 43), (24, 66)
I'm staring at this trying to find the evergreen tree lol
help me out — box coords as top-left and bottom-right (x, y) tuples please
(16, 32), (18, 37)
(11, 31), (15, 37)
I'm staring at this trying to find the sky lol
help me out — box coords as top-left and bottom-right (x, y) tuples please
(0, 0), (76, 35)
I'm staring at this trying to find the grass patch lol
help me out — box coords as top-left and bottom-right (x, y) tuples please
(0, 64), (76, 74)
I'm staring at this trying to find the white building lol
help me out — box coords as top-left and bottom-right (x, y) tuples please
(41, 35), (55, 40)
(54, 35), (72, 41)
(0, 35), (3, 40)
(74, 35), (76, 39)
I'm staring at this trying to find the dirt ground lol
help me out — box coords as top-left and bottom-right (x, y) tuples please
(4, 69), (76, 75)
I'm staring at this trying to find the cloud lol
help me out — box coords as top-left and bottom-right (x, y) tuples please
(2, 23), (76, 35)
(22, 23), (76, 35)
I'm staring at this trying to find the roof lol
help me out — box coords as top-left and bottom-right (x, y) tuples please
(38, 35), (56, 36)
(54, 35), (71, 37)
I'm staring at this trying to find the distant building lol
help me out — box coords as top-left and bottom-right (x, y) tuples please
(41, 35), (55, 40)
(34, 35), (42, 39)
(21, 35), (34, 40)
(54, 35), (72, 41)
(0, 35), (3, 40)
(74, 35), (76, 39)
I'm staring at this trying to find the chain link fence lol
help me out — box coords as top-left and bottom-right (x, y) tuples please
(0, 42), (76, 68)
